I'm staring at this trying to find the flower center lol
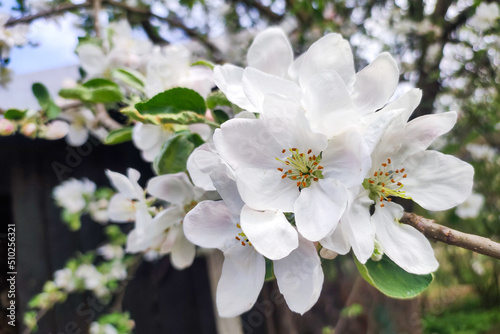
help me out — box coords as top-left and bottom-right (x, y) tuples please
(234, 223), (252, 246)
(276, 148), (324, 188)
(363, 158), (411, 207)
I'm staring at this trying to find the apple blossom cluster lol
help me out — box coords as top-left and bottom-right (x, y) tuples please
(57, 28), (473, 318)
(0, 13), (28, 62)
(29, 26), (477, 321)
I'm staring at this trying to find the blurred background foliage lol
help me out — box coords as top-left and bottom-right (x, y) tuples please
(2, 0), (500, 332)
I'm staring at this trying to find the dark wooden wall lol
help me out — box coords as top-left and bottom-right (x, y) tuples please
(0, 135), (218, 334)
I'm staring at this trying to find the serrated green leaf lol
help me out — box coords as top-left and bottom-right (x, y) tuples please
(354, 255), (433, 299)
(136, 87), (206, 116)
(104, 126), (133, 145)
(112, 68), (146, 91)
(121, 106), (206, 125)
(4, 108), (26, 120)
(212, 109), (230, 124)
(153, 132), (204, 175)
(59, 79), (123, 103)
(206, 90), (232, 110)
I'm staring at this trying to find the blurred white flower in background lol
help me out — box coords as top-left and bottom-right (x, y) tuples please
(467, 2), (500, 31)
(466, 143), (496, 162)
(75, 264), (104, 290)
(53, 178), (96, 213)
(97, 244), (124, 260)
(0, 13), (29, 59)
(54, 268), (76, 292)
(456, 192), (485, 219)
(89, 323), (119, 334)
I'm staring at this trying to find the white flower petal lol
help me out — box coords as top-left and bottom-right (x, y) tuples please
(294, 180), (347, 241)
(261, 94), (328, 152)
(402, 150), (474, 211)
(242, 68), (301, 111)
(274, 234), (324, 315)
(302, 70), (358, 137)
(214, 64), (258, 113)
(236, 167), (298, 212)
(65, 125), (88, 146)
(184, 200), (240, 251)
(321, 128), (371, 187)
(299, 33), (355, 88)
(132, 123), (162, 151)
(105, 169), (141, 199)
(240, 205), (298, 260)
(147, 172), (195, 205)
(341, 188), (374, 263)
(247, 27), (293, 77)
(170, 226), (196, 270)
(76, 43), (109, 78)
(107, 194), (136, 222)
(397, 112), (457, 161)
(320, 222), (351, 255)
(187, 144), (218, 191)
(152, 206), (184, 234)
(351, 53), (399, 115)
(217, 245), (265, 317)
(379, 88), (422, 124)
(373, 201), (438, 275)
(214, 118), (283, 171)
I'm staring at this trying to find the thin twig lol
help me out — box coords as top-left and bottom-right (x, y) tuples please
(95, 103), (122, 130)
(93, 0), (102, 38)
(401, 212), (500, 260)
(5, 2), (92, 26)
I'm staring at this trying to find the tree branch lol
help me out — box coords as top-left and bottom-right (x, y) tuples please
(5, 2), (92, 26)
(401, 212), (500, 260)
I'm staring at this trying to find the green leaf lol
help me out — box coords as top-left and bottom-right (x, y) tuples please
(121, 106), (206, 125)
(135, 87), (206, 116)
(212, 109), (230, 124)
(206, 90), (233, 110)
(112, 68), (146, 91)
(354, 255), (433, 299)
(59, 79), (123, 103)
(191, 59), (215, 69)
(32, 83), (51, 108)
(153, 132), (204, 175)
(32, 83), (61, 119)
(104, 126), (133, 145)
(4, 108), (26, 120)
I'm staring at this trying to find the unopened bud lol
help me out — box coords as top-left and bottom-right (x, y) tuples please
(44, 120), (69, 140)
(0, 118), (16, 135)
(21, 122), (37, 137)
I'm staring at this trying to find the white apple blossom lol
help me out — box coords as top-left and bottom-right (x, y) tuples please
(97, 244), (124, 260)
(124, 172), (203, 270)
(53, 178), (96, 213)
(184, 154), (323, 316)
(466, 143), (496, 162)
(144, 44), (214, 98)
(456, 192), (485, 219)
(76, 20), (152, 78)
(213, 93), (371, 242)
(214, 27), (400, 131)
(0, 13), (29, 59)
(54, 268), (76, 292)
(89, 323), (118, 334)
(323, 89), (474, 274)
(59, 108), (106, 146)
(106, 168), (149, 223)
(468, 2), (500, 31)
(89, 198), (109, 224)
(75, 264), (104, 290)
